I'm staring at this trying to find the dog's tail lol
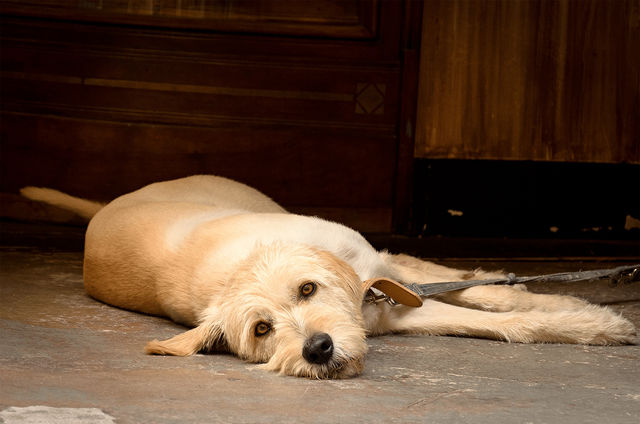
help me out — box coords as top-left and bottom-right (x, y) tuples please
(20, 186), (105, 221)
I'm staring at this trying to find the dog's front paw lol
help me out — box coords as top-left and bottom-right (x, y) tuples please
(573, 306), (637, 345)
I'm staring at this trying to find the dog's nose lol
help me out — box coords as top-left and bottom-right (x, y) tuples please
(302, 333), (334, 364)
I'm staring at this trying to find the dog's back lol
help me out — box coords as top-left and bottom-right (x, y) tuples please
(105, 175), (286, 215)
(21, 175), (286, 221)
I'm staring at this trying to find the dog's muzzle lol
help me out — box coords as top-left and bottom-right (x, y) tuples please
(302, 333), (334, 364)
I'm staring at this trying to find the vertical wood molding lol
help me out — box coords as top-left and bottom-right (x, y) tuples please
(393, 0), (424, 234)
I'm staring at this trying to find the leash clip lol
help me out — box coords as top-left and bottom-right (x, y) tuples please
(363, 290), (398, 306)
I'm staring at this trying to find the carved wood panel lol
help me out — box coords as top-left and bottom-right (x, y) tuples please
(0, 0), (421, 232)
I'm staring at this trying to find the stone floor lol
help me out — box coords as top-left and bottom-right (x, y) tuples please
(1, 221), (639, 423)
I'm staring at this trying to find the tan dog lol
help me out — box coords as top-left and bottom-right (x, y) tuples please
(22, 175), (636, 378)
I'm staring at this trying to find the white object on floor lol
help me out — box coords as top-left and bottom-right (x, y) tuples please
(0, 406), (115, 424)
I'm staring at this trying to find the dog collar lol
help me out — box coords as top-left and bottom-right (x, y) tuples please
(362, 278), (423, 307)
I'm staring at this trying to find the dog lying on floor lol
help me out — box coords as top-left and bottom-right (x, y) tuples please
(22, 175), (636, 378)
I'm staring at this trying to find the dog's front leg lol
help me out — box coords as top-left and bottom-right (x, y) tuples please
(432, 285), (594, 313)
(367, 299), (636, 345)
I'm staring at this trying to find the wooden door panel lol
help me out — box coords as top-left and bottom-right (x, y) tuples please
(415, 0), (639, 163)
(0, 1), (421, 232)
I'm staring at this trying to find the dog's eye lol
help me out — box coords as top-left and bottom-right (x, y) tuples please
(299, 282), (317, 298)
(254, 321), (271, 337)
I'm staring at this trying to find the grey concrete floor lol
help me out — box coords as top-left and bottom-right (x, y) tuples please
(1, 222), (639, 423)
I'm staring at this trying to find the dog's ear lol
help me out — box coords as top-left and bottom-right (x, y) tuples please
(145, 319), (226, 356)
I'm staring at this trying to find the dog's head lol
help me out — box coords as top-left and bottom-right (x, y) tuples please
(146, 243), (369, 378)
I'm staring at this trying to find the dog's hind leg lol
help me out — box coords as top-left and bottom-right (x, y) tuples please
(371, 299), (636, 345)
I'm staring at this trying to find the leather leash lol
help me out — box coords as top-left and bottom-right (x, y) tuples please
(364, 264), (640, 307)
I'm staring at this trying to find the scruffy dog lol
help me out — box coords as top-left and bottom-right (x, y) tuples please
(22, 175), (636, 378)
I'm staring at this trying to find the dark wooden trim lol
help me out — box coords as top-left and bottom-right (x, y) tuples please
(392, 0), (423, 234)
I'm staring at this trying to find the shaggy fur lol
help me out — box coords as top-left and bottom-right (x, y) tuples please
(22, 175), (636, 379)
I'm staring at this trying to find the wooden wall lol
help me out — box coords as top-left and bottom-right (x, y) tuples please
(0, 0), (423, 232)
(415, 0), (639, 163)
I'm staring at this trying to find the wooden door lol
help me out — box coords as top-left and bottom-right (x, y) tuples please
(0, 0), (423, 232)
